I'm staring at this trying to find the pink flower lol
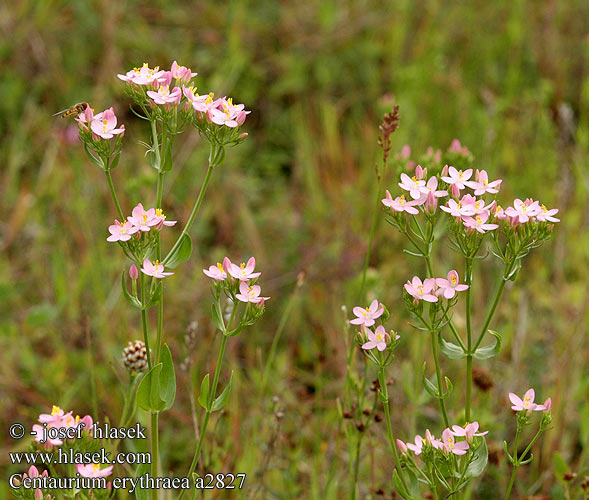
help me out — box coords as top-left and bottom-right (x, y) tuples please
(235, 282), (269, 304)
(350, 299), (384, 327)
(76, 463), (113, 478)
(448, 139), (471, 156)
(509, 388), (541, 412)
(141, 259), (173, 279)
(107, 219), (138, 242)
(170, 61), (197, 83)
(207, 97), (249, 128)
(424, 429), (442, 449)
(419, 176), (447, 198)
(440, 199), (476, 218)
(75, 106), (94, 126)
(396, 439), (408, 454)
(536, 204), (560, 223)
(128, 203), (158, 232)
(147, 85), (182, 105)
(441, 428), (469, 455)
(192, 92), (222, 113)
(38, 405), (67, 425)
(504, 199), (542, 224)
(382, 191), (420, 214)
(537, 397), (552, 412)
(465, 170), (502, 195)
(462, 211), (498, 233)
(117, 63), (165, 86)
(406, 435), (423, 455)
(361, 325), (398, 351)
(224, 257), (261, 281)
(153, 208), (177, 228)
(203, 262), (227, 281)
(450, 422), (488, 442)
(129, 264), (139, 280)
(32, 424), (63, 446)
(23, 466), (48, 499)
(435, 270), (469, 299)
(441, 166), (473, 194)
(90, 108), (125, 139)
(398, 173), (426, 200)
(398, 145), (411, 160)
(404, 277), (438, 303)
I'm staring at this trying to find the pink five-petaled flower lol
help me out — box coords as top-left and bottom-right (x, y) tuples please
(382, 191), (420, 214)
(435, 270), (469, 299)
(536, 204), (560, 223)
(107, 219), (138, 242)
(153, 208), (177, 228)
(406, 435), (423, 455)
(38, 405), (67, 425)
(203, 262), (227, 281)
(462, 211), (499, 233)
(504, 199), (542, 224)
(141, 259), (173, 279)
(509, 388), (540, 412)
(404, 277), (438, 303)
(76, 463), (114, 478)
(90, 108), (125, 140)
(441, 428), (470, 455)
(440, 198), (476, 218)
(207, 97), (249, 128)
(398, 172), (426, 200)
(117, 63), (165, 85)
(350, 299), (384, 327)
(128, 203), (158, 232)
(147, 85), (182, 105)
(419, 176), (448, 198)
(235, 282), (270, 304)
(361, 325), (397, 351)
(465, 169), (502, 196)
(223, 257), (261, 281)
(537, 397), (552, 412)
(450, 422), (488, 442)
(441, 166), (473, 195)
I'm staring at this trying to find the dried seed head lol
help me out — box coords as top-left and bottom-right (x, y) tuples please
(472, 366), (494, 392)
(122, 340), (148, 374)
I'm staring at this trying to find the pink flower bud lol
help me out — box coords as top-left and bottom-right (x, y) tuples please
(129, 264), (139, 280)
(441, 164), (449, 177)
(451, 183), (460, 198)
(425, 191), (437, 213)
(35, 489), (43, 500)
(239, 132), (249, 140)
(396, 439), (408, 454)
(415, 165), (425, 180)
(400, 144), (411, 159)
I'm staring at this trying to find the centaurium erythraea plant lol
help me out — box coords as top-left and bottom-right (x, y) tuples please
(29, 60), (264, 500)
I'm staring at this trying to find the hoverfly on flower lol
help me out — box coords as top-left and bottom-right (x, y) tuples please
(53, 102), (89, 118)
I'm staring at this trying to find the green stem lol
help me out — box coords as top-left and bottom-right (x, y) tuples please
(163, 157), (215, 265)
(431, 331), (450, 428)
(473, 278), (507, 351)
(464, 258), (473, 421)
(518, 428), (543, 463)
(378, 367), (408, 492)
(504, 425), (521, 500)
(140, 275), (153, 371)
(105, 170), (124, 220)
(151, 412), (159, 500)
(349, 434), (362, 500)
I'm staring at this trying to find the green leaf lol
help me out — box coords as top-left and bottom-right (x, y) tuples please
(198, 374), (210, 410)
(465, 439), (488, 478)
(159, 344), (176, 411)
(134, 463), (150, 500)
(136, 363), (166, 412)
(392, 469), (418, 499)
(422, 363), (440, 398)
(83, 143), (105, 169)
(211, 371), (233, 412)
(165, 234), (192, 269)
(121, 271), (142, 309)
(553, 452), (569, 483)
(473, 330), (502, 360)
(211, 303), (225, 332)
(439, 334), (467, 360)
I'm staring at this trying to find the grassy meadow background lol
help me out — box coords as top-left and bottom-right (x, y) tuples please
(1, 0), (588, 498)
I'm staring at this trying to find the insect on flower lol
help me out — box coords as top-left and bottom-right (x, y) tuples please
(52, 102), (89, 118)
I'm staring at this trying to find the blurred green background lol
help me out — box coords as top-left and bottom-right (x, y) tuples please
(1, 0), (587, 498)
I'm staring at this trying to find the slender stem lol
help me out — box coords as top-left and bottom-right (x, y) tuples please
(140, 275), (153, 371)
(464, 258), (473, 421)
(504, 426), (521, 500)
(425, 254), (435, 278)
(105, 170), (124, 220)
(518, 428), (544, 463)
(473, 278), (507, 351)
(349, 434), (362, 500)
(378, 367), (408, 492)
(151, 412), (159, 500)
(164, 160), (215, 264)
(431, 331), (450, 428)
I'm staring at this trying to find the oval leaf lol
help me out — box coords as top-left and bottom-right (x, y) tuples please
(134, 463), (150, 500)
(211, 371), (234, 412)
(465, 439), (488, 478)
(473, 330), (502, 360)
(137, 363), (166, 412)
(165, 234), (192, 269)
(160, 344), (176, 411)
(439, 334), (467, 360)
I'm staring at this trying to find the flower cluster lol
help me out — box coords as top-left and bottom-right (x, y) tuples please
(203, 257), (269, 305)
(107, 203), (176, 279)
(509, 388), (551, 414)
(76, 106), (125, 140)
(11, 466), (50, 500)
(404, 270), (468, 304)
(31, 405), (93, 448)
